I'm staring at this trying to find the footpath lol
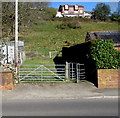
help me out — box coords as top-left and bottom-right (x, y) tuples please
(2, 81), (119, 100)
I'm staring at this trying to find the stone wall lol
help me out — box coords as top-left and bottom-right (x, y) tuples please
(98, 69), (120, 88)
(0, 72), (14, 90)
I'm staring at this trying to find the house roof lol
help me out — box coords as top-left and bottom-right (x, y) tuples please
(85, 31), (120, 46)
(84, 11), (92, 14)
(60, 5), (84, 8)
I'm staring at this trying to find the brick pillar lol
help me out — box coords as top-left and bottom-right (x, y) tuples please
(0, 72), (14, 90)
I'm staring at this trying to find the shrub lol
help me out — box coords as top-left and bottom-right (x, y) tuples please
(88, 39), (120, 69)
(110, 12), (120, 22)
(67, 21), (81, 29)
(57, 21), (81, 29)
(53, 16), (93, 22)
(56, 22), (69, 29)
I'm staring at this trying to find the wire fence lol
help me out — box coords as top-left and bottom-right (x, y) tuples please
(25, 51), (59, 59)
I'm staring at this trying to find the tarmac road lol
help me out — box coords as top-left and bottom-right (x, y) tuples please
(2, 82), (119, 117)
(2, 98), (119, 116)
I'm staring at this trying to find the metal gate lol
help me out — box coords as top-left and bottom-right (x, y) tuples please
(18, 63), (86, 83)
(19, 64), (65, 83)
(69, 63), (86, 83)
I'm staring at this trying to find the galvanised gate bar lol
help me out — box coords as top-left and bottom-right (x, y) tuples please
(18, 63), (85, 83)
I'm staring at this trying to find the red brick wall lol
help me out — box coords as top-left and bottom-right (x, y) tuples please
(0, 72), (14, 90)
(98, 69), (120, 88)
(115, 47), (120, 51)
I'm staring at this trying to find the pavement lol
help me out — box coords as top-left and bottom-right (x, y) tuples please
(2, 81), (119, 100)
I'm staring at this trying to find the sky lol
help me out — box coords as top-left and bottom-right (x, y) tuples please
(48, 2), (119, 12)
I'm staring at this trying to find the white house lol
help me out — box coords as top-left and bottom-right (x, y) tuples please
(56, 4), (92, 18)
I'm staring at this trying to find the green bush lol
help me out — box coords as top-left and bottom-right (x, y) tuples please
(53, 17), (93, 22)
(56, 22), (69, 29)
(68, 21), (81, 29)
(88, 39), (120, 69)
(110, 12), (120, 22)
(57, 21), (81, 29)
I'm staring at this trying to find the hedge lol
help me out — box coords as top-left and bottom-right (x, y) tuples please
(88, 39), (120, 69)
(56, 21), (81, 29)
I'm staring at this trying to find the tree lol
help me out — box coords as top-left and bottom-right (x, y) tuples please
(2, 2), (50, 40)
(2, 2), (15, 40)
(18, 2), (49, 26)
(92, 3), (111, 21)
(110, 12), (120, 22)
(43, 7), (57, 20)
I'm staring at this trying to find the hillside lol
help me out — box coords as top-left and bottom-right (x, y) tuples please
(19, 21), (118, 64)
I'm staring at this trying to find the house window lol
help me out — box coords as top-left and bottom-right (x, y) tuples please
(75, 5), (78, 10)
(65, 5), (68, 10)
(80, 10), (83, 13)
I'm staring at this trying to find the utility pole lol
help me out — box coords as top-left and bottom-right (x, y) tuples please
(15, 0), (18, 73)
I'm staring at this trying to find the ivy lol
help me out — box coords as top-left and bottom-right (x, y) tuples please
(88, 39), (120, 69)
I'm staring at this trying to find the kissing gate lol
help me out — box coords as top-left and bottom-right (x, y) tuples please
(68, 63), (86, 82)
(18, 63), (85, 83)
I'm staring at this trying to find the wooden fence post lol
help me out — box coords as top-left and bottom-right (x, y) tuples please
(65, 62), (69, 81)
(49, 51), (52, 58)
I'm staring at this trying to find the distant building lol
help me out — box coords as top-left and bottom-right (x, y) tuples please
(0, 41), (25, 65)
(85, 31), (120, 51)
(56, 4), (92, 18)
(83, 11), (92, 18)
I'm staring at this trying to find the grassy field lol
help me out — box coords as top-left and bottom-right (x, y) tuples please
(19, 21), (118, 64)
